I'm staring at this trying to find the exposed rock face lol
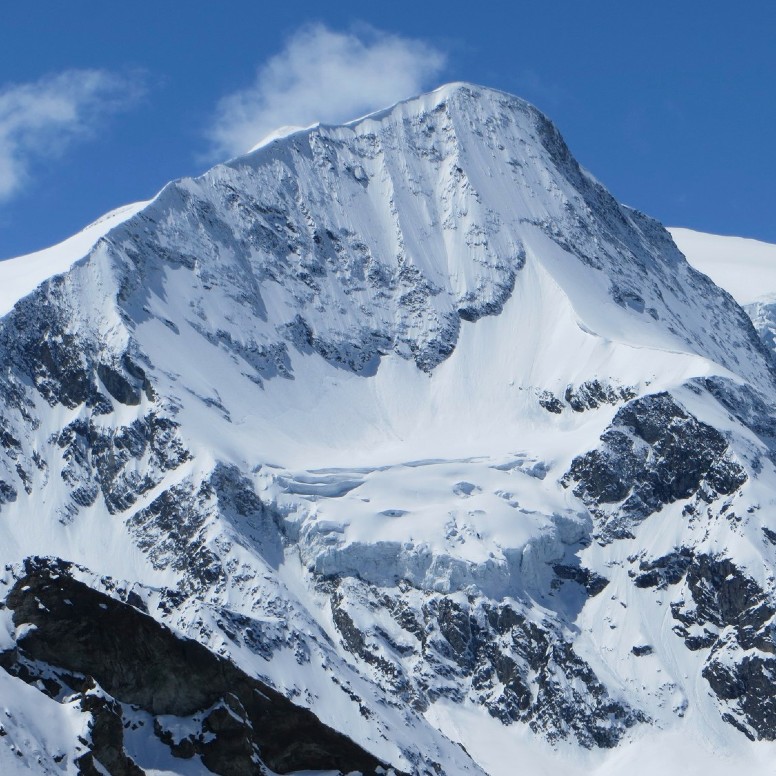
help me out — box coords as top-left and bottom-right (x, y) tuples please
(629, 549), (776, 739)
(538, 381), (637, 414)
(698, 376), (776, 462)
(325, 577), (642, 749)
(56, 412), (190, 516)
(1, 557), (397, 776)
(76, 687), (145, 776)
(564, 392), (748, 540)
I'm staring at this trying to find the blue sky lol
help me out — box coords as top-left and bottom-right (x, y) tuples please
(1, 1), (774, 258)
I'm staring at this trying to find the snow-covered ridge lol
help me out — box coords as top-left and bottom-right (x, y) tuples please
(0, 200), (148, 316)
(249, 123), (312, 152)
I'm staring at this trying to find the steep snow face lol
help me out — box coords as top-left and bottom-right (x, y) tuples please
(671, 228), (776, 359)
(1, 84), (776, 775)
(670, 227), (776, 306)
(121, 84), (773, 398)
(0, 669), (91, 775)
(37, 82), (770, 468)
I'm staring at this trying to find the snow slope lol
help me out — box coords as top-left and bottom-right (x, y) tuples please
(0, 669), (91, 775)
(670, 227), (776, 305)
(671, 227), (776, 358)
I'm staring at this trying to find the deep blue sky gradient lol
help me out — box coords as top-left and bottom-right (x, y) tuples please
(1, 1), (774, 257)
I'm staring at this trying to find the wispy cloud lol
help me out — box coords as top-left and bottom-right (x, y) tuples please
(0, 69), (144, 203)
(206, 24), (446, 160)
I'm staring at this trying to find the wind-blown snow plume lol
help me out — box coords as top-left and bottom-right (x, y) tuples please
(0, 69), (144, 202)
(206, 24), (446, 158)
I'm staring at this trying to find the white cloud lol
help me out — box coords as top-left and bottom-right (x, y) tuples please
(207, 24), (446, 159)
(0, 69), (143, 202)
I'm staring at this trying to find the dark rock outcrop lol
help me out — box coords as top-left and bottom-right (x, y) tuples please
(629, 548), (776, 739)
(76, 686), (145, 776)
(327, 579), (644, 749)
(3, 557), (397, 776)
(563, 380), (637, 413)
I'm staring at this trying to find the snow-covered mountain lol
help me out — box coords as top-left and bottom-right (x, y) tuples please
(2, 82), (776, 775)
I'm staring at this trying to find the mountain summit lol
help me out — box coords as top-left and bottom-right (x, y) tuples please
(1, 83), (776, 775)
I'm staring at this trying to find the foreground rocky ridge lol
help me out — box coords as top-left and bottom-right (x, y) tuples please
(0, 557), (394, 775)
(1, 83), (776, 774)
